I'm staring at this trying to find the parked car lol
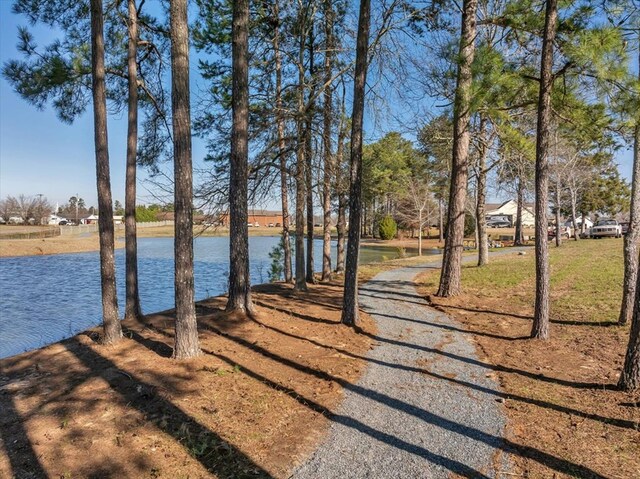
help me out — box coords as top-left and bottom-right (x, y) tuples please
(591, 219), (622, 238)
(487, 220), (511, 228)
(548, 225), (572, 239)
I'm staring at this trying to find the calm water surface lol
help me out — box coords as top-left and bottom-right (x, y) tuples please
(0, 236), (422, 358)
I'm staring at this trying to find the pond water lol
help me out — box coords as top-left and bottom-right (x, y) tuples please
(0, 236), (424, 358)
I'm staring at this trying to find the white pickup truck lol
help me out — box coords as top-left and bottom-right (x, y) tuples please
(591, 219), (622, 239)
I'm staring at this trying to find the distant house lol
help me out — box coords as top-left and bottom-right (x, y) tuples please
(156, 211), (174, 222)
(216, 209), (284, 227)
(79, 214), (123, 225)
(82, 214), (100, 225)
(564, 217), (593, 228)
(485, 200), (535, 227)
(155, 211), (204, 224)
(48, 213), (67, 225)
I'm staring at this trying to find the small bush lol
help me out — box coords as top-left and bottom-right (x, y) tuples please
(464, 213), (476, 237)
(268, 239), (286, 282)
(378, 215), (397, 240)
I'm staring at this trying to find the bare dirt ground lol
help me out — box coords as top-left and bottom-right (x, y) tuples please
(417, 245), (640, 479)
(0, 282), (375, 479)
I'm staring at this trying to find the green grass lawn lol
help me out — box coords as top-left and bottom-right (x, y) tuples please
(456, 239), (624, 324)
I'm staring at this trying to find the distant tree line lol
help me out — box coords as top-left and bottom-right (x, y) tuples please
(0, 194), (51, 225)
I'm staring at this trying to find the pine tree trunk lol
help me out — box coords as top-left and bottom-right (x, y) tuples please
(570, 188), (579, 242)
(531, 0), (558, 340)
(335, 114), (347, 274)
(555, 179), (562, 247)
(294, 22), (307, 292)
(618, 260), (640, 391)
(439, 198), (444, 243)
(476, 118), (489, 266)
(227, 0), (254, 314)
(305, 24), (316, 284)
(273, 0), (292, 283)
(436, 0), (477, 298)
(341, 0), (370, 327)
(295, 144), (307, 291)
(124, 0), (142, 321)
(370, 200), (375, 237)
(619, 45), (640, 325)
(305, 123), (315, 283)
(362, 201), (367, 237)
(620, 126), (640, 325)
(514, 177), (525, 246)
(91, 0), (121, 344)
(170, 0), (200, 358)
(418, 209), (423, 256)
(321, 1), (334, 282)
(336, 194), (346, 272)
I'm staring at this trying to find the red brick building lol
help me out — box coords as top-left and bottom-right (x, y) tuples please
(216, 209), (284, 227)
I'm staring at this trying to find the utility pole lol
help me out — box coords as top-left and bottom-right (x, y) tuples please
(37, 194), (44, 225)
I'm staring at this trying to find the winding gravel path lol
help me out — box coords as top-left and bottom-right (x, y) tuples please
(293, 256), (515, 479)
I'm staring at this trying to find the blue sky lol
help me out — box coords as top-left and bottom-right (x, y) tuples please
(0, 1), (635, 210)
(0, 0), (210, 209)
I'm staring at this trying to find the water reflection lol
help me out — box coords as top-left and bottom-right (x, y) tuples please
(0, 236), (422, 358)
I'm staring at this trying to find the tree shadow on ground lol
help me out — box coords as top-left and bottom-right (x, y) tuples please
(369, 310), (528, 341)
(251, 299), (338, 325)
(431, 303), (619, 327)
(0, 381), (48, 479)
(126, 330), (495, 479)
(243, 314), (635, 430)
(129, 314), (610, 479)
(251, 282), (616, 391)
(253, 282), (344, 312)
(62, 337), (273, 479)
(359, 329), (614, 390)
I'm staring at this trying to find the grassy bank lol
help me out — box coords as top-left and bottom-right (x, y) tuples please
(137, 225), (297, 238)
(417, 239), (639, 479)
(0, 233), (125, 258)
(0, 222), (526, 258)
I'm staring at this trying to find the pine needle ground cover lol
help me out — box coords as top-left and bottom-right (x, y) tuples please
(0, 282), (374, 478)
(418, 239), (639, 479)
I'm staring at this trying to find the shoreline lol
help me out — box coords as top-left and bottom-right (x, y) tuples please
(0, 279), (378, 478)
(0, 253), (443, 361)
(0, 227), (446, 259)
(0, 233), (125, 258)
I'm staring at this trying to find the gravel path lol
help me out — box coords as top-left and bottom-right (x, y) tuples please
(293, 256), (516, 479)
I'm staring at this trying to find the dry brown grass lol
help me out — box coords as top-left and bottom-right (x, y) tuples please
(0, 233), (125, 257)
